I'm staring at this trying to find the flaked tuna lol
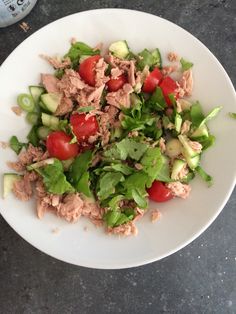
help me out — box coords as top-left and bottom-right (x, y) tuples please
(41, 74), (60, 93)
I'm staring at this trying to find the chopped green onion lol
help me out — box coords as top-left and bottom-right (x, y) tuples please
(37, 126), (51, 140)
(26, 112), (40, 125)
(195, 166), (213, 186)
(180, 58), (193, 71)
(229, 112), (236, 119)
(17, 93), (35, 112)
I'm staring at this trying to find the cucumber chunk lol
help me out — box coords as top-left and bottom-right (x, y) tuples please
(165, 139), (182, 158)
(40, 93), (61, 113)
(109, 40), (129, 59)
(41, 113), (59, 130)
(3, 173), (22, 198)
(29, 86), (45, 105)
(178, 135), (199, 158)
(171, 159), (187, 180)
(190, 124), (209, 140)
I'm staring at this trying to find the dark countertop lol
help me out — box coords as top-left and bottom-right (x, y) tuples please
(0, 1), (236, 313)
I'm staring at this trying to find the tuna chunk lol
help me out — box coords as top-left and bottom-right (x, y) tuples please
(128, 60), (136, 87)
(178, 69), (193, 96)
(111, 67), (124, 78)
(107, 221), (138, 236)
(106, 83), (133, 109)
(95, 58), (109, 87)
(57, 193), (84, 222)
(55, 97), (73, 116)
(99, 112), (110, 146)
(12, 171), (37, 201)
(41, 55), (71, 69)
(57, 69), (87, 97)
(82, 199), (103, 225)
(180, 120), (192, 135)
(7, 144), (45, 172)
(41, 74), (60, 93)
(166, 182), (191, 199)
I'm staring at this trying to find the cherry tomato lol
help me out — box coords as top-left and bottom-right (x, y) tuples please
(79, 55), (101, 86)
(142, 67), (163, 93)
(70, 113), (99, 142)
(106, 74), (127, 92)
(46, 131), (79, 160)
(159, 76), (178, 106)
(147, 180), (173, 202)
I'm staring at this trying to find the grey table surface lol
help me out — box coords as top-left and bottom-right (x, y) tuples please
(0, 1), (236, 313)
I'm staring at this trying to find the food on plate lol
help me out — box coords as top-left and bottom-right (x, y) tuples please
(3, 40), (222, 235)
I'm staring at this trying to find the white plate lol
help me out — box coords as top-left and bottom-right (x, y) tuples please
(0, 9), (236, 269)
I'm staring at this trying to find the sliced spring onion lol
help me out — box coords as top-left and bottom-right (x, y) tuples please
(17, 93), (35, 112)
(26, 112), (40, 125)
(37, 126), (51, 140)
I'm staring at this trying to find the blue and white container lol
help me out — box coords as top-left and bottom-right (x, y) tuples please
(0, 0), (37, 28)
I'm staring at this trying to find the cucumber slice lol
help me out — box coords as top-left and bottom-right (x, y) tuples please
(26, 112), (40, 125)
(182, 150), (200, 170)
(27, 158), (55, 171)
(37, 126), (51, 140)
(3, 173), (22, 198)
(171, 159), (187, 180)
(151, 48), (162, 68)
(17, 93), (35, 112)
(175, 113), (182, 133)
(109, 40), (129, 59)
(190, 124), (209, 140)
(165, 139), (182, 158)
(40, 93), (61, 113)
(41, 113), (59, 130)
(178, 135), (198, 158)
(29, 86), (45, 105)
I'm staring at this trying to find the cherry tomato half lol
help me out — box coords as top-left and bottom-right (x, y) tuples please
(70, 113), (99, 142)
(46, 131), (79, 160)
(78, 55), (101, 86)
(147, 180), (173, 202)
(106, 74), (127, 92)
(142, 67), (163, 93)
(159, 76), (178, 106)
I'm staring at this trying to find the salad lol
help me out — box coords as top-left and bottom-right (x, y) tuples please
(3, 40), (221, 236)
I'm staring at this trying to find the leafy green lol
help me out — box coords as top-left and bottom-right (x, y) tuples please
(104, 138), (148, 161)
(131, 188), (147, 209)
(65, 41), (100, 68)
(148, 87), (167, 111)
(116, 138), (148, 161)
(199, 134), (215, 150)
(54, 68), (64, 79)
(36, 159), (74, 194)
(27, 126), (39, 146)
(195, 166), (213, 186)
(97, 172), (124, 200)
(198, 106), (222, 128)
(103, 208), (134, 227)
(190, 101), (205, 127)
(156, 155), (172, 182)
(68, 150), (92, 197)
(229, 112), (236, 119)
(137, 48), (162, 70)
(140, 147), (163, 186)
(180, 58), (193, 71)
(122, 172), (149, 199)
(103, 163), (134, 175)
(9, 136), (26, 155)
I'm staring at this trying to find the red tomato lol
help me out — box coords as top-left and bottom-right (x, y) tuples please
(79, 55), (101, 86)
(46, 131), (79, 160)
(147, 180), (173, 202)
(70, 113), (99, 142)
(142, 67), (163, 93)
(159, 76), (178, 106)
(106, 74), (127, 92)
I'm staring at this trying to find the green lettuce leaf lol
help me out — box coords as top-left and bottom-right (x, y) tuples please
(9, 136), (26, 155)
(97, 172), (124, 200)
(36, 159), (74, 194)
(180, 58), (194, 71)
